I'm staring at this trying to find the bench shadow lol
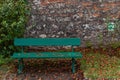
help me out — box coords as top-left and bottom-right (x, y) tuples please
(13, 59), (84, 80)
(23, 59), (76, 73)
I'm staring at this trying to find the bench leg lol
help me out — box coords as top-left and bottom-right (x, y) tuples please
(18, 58), (23, 74)
(72, 58), (76, 73)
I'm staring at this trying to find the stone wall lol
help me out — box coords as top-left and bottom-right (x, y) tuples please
(25, 0), (120, 47)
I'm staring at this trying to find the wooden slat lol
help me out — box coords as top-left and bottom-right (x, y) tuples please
(12, 52), (82, 58)
(14, 38), (81, 46)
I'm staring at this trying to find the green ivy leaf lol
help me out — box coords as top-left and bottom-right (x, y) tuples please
(0, 0), (29, 56)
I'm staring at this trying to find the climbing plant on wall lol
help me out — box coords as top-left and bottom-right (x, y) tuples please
(0, 0), (29, 57)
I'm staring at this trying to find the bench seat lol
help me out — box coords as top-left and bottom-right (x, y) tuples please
(12, 52), (82, 58)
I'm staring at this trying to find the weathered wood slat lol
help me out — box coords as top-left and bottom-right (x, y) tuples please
(12, 52), (82, 58)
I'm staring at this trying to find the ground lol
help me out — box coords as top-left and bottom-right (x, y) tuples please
(0, 59), (84, 80)
(0, 48), (120, 80)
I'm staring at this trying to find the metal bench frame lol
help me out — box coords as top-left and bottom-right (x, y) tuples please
(12, 38), (82, 74)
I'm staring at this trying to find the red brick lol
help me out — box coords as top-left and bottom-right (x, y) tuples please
(78, 12), (83, 17)
(41, 0), (64, 5)
(82, 2), (92, 7)
(93, 5), (100, 11)
(48, 0), (64, 3)
(93, 13), (100, 18)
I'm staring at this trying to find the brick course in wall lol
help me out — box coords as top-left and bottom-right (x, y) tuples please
(25, 0), (120, 47)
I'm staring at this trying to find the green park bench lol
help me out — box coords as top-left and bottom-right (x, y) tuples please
(12, 38), (82, 74)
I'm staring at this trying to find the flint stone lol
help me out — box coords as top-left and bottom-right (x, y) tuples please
(39, 34), (47, 38)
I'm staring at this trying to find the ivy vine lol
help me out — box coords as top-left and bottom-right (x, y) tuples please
(0, 0), (29, 57)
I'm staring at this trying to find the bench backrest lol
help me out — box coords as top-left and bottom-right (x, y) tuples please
(14, 38), (81, 46)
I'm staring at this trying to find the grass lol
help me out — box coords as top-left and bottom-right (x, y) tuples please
(0, 51), (120, 79)
(0, 55), (13, 79)
(80, 52), (120, 79)
(0, 55), (13, 65)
